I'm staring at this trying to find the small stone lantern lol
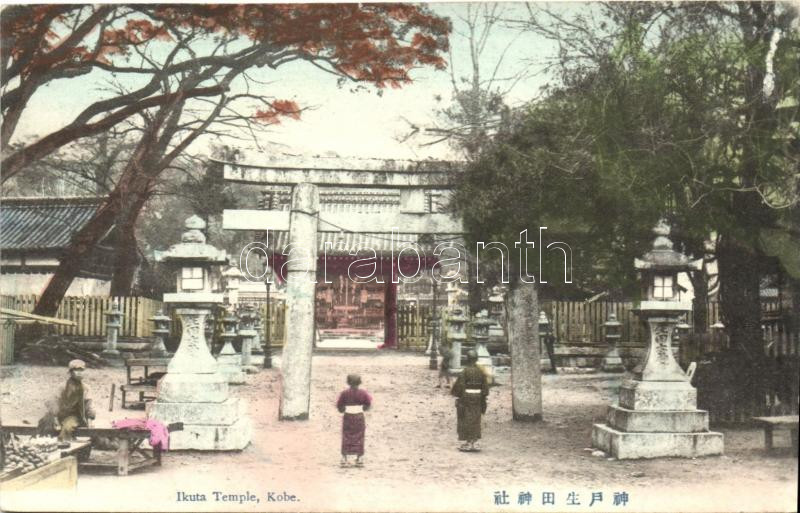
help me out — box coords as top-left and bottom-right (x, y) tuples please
(222, 265), (244, 307)
(591, 221), (722, 459)
(237, 304), (259, 374)
(537, 311), (550, 338)
(538, 310), (557, 373)
(217, 310), (245, 384)
(149, 310), (171, 356)
(101, 299), (123, 362)
(445, 306), (468, 373)
(471, 311), (495, 383)
(601, 311), (624, 372)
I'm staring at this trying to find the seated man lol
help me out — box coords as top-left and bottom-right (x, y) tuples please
(57, 359), (95, 443)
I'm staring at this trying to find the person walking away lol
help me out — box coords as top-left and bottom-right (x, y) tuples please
(451, 350), (489, 452)
(336, 374), (372, 467)
(438, 344), (453, 388)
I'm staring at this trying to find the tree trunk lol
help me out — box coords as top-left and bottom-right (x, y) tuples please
(508, 281), (542, 421)
(35, 152), (159, 315)
(109, 222), (140, 296)
(689, 270), (709, 334)
(716, 232), (767, 413)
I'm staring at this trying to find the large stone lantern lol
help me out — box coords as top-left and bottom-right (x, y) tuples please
(592, 221), (723, 459)
(148, 215), (251, 450)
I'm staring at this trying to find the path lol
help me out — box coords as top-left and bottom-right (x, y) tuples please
(1, 353), (796, 512)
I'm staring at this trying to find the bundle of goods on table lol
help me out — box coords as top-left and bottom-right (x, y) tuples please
(1, 435), (64, 478)
(0, 434), (84, 491)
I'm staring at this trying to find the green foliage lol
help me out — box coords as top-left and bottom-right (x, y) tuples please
(453, 2), (799, 299)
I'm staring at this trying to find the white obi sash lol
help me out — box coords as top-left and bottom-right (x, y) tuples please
(344, 405), (364, 414)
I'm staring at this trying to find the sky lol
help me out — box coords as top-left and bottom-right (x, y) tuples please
(10, 3), (561, 163)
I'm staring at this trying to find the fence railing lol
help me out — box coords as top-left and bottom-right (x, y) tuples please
(1, 295), (17, 365)
(547, 300), (737, 344)
(397, 303), (434, 350)
(4, 295), (163, 338)
(260, 301), (287, 347)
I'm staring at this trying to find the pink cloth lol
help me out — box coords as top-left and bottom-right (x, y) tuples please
(112, 418), (170, 451)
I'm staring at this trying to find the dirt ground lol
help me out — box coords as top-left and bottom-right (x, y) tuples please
(1, 352), (797, 512)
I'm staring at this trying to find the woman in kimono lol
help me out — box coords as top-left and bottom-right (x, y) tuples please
(451, 350), (489, 451)
(336, 374), (372, 467)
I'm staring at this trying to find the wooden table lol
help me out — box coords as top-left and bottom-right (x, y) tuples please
(122, 357), (170, 409)
(1, 423), (182, 476)
(752, 415), (799, 452)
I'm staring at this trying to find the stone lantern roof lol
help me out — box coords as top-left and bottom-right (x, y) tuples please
(634, 221), (701, 273)
(154, 215), (228, 265)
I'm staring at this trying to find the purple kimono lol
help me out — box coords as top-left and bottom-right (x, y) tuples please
(336, 388), (372, 456)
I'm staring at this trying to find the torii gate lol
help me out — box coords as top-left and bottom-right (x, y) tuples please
(221, 159), (463, 420)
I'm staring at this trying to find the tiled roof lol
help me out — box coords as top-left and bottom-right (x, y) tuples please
(0, 196), (103, 251)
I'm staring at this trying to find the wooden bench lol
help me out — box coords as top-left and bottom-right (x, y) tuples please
(1, 423), (183, 476)
(752, 415), (799, 453)
(125, 357), (170, 386)
(121, 357), (169, 409)
(120, 384), (158, 409)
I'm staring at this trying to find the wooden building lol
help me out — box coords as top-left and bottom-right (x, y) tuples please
(0, 197), (114, 295)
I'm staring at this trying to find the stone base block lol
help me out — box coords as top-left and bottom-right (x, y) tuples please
(167, 417), (252, 451)
(217, 354), (245, 384)
(619, 380), (696, 411)
(100, 350), (125, 367)
(606, 405), (709, 433)
(602, 355), (625, 373)
(157, 372), (229, 403)
(148, 397), (245, 425)
(592, 423), (723, 459)
(219, 368), (245, 384)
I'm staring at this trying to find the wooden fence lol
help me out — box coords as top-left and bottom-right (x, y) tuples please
(398, 303), (434, 350)
(547, 300), (733, 344)
(260, 301), (287, 347)
(4, 295), (162, 338)
(1, 296), (17, 365)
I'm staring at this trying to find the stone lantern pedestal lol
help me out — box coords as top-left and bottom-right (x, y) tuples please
(148, 301), (251, 450)
(592, 223), (722, 459)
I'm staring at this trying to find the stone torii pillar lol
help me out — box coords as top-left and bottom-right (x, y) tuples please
(280, 183), (319, 420)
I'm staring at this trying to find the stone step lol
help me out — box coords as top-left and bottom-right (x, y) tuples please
(606, 405), (710, 432)
(592, 423), (723, 459)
